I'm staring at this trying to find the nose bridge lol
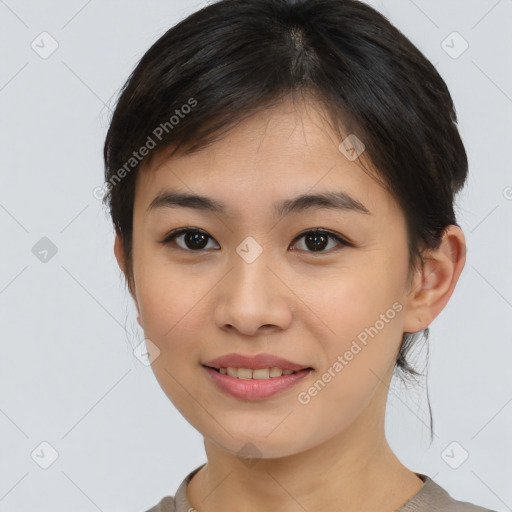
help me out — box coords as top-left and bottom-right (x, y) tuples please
(230, 238), (275, 300)
(214, 238), (291, 334)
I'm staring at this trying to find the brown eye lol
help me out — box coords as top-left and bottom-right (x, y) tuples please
(291, 229), (349, 253)
(161, 228), (219, 251)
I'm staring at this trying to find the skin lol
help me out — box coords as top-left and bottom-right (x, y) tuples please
(114, 97), (466, 512)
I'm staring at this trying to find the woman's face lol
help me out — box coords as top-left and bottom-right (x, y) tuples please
(121, 99), (422, 458)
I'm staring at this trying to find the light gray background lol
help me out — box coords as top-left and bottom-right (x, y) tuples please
(0, 0), (511, 511)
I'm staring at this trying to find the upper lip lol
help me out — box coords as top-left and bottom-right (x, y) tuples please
(202, 353), (312, 371)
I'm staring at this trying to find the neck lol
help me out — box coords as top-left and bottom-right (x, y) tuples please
(186, 387), (424, 512)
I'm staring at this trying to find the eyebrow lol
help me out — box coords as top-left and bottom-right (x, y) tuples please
(146, 189), (372, 217)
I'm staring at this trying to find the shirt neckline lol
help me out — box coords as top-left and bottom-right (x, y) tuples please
(174, 464), (439, 512)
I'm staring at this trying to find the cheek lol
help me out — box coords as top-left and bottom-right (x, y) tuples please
(299, 258), (406, 389)
(137, 282), (205, 352)
(133, 245), (202, 335)
(292, 270), (404, 439)
(134, 270), (208, 416)
(302, 258), (403, 333)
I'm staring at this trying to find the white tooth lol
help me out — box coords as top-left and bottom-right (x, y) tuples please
(252, 368), (270, 379)
(227, 367), (238, 378)
(237, 368), (253, 379)
(269, 367), (284, 377)
(221, 367), (295, 379)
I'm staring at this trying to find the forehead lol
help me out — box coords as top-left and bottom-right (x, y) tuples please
(134, 99), (398, 221)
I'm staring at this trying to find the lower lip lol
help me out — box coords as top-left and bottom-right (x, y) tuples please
(202, 366), (313, 400)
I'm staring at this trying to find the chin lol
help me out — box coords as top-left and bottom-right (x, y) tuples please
(206, 430), (309, 461)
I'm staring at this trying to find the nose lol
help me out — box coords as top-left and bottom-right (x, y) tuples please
(213, 252), (293, 337)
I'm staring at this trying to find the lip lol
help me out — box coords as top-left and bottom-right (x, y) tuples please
(202, 352), (312, 372)
(202, 365), (313, 400)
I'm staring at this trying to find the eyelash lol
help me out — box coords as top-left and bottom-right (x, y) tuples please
(159, 227), (352, 254)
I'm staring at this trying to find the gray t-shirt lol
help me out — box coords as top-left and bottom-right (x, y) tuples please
(145, 464), (496, 512)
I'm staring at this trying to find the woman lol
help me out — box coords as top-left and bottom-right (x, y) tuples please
(103, 0), (496, 510)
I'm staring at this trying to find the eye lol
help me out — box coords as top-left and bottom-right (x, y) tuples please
(290, 228), (351, 253)
(160, 227), (351, 254)
(160, 227), (219, 251)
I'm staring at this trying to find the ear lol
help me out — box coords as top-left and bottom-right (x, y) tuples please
(402, 225), (466, 333)
(114, 234), (143, 328)
(114, 233), (127, 275)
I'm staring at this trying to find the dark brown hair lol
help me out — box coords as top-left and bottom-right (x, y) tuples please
(103, 0), (468, 441)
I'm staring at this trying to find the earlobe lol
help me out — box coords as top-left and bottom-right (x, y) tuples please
(402, 225), (466, 333)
